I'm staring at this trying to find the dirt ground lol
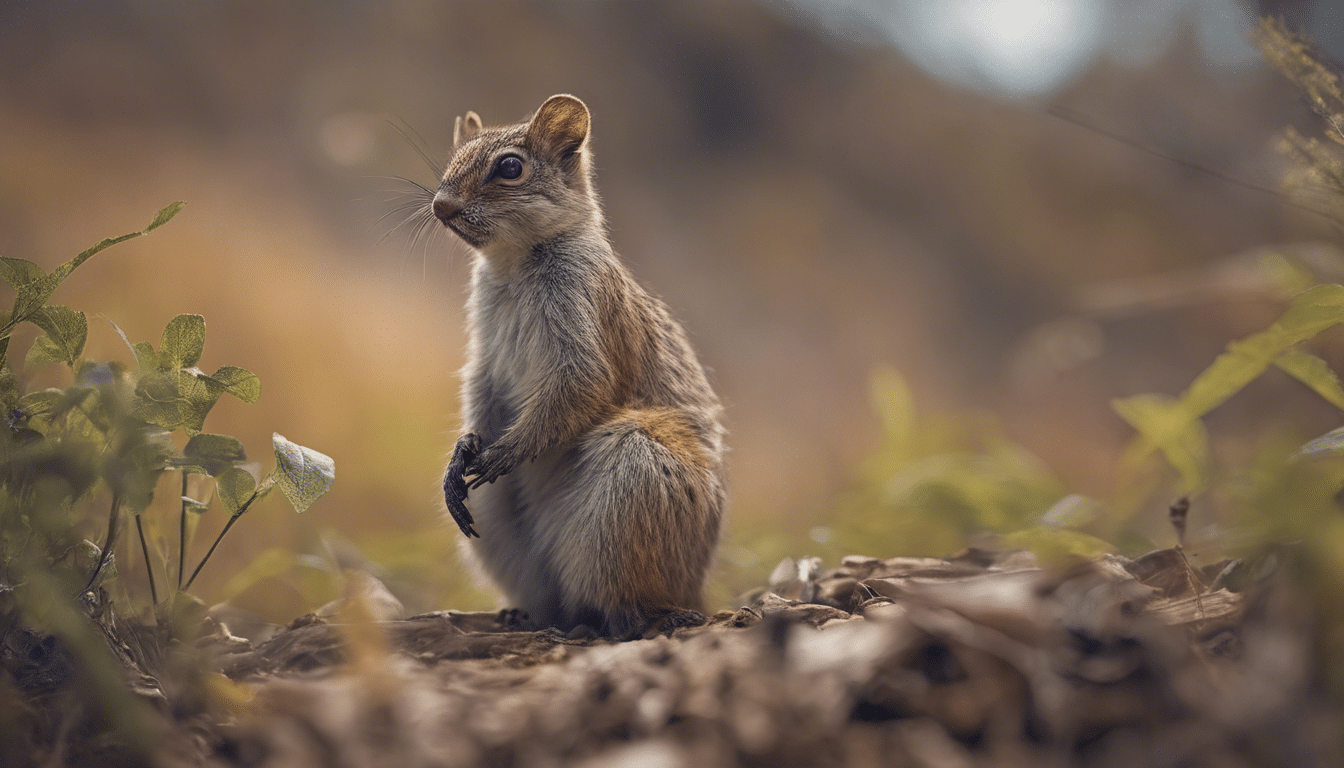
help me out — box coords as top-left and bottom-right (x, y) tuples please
(7, 544), (1332, 768)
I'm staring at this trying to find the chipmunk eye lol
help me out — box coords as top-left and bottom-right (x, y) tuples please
(495, 155), (524, 181)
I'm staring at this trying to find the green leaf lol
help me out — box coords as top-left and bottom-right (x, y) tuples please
(0, 258), (53, 335)
(208, 365), (260, 404)
(114, 432), (179, 512)
(132, 341), (158, 376)
(178, 370), (227, 435)
(1001, 526), (1114, 563)
(272, 433), (334, 514)
(28, 305), (87, 366)
(0, 367), (17, 412)
(1117, 284), (1344, 483)
(1181, 284), (1344, 417)
(0, 257), (46, 296)
(216, 467), (258, 517)
(131, 368), (228, 435)
(159, 314), (206, 370)
(47, 201), (186, 287)
(1113, 394), (1210, 493)
(132, 370), (189, 430)
(1274, 348), (1344, 410)
(145, 201), (187, 232)
(18, 388), (64, 419)
(1261, 250), (1319, 297)
(23, 335), (64, 370)
(0, 203), (185, 370)
(183, 433), (247, 476)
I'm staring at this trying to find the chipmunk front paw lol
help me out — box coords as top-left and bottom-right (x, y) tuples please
(444, 433), (482, 537)
(466, 442), (516, 489)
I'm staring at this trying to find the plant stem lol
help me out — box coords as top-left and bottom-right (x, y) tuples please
(183, 502), (250, 592)
(79, 493), (121, 597)
(178, 473), (188, 590)
(134, 513), (158, 606)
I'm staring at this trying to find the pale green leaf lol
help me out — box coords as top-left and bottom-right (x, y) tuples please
(216, 466), (258, 517)
(1274, 348), (1344, 410)
(0, 257), (53, 332)
(272, 433), (334, 514)
(1001, 526), (1114, 563)
(132, 341), (157, 376)
(183, 433), (247, 477)
(145, 201), (187, 232)
(0, 367), (16, 411)
(1182, 283), (1344, 417)
(116, 433), (179, 511)
(179, 370), (227, 435)
(23, 335), (64, 370)
(29, 305), (87, 366)
(208, 365), (260, 404)
(132, 369), (189, 430)
(18, 388), (64, 419)
(0, 257), (46, 296)
(159, 314), (206, 370)
(1261, 251), (1319, 297)
(1113, 394), (1209, 492)
(48, 201), (186, 287)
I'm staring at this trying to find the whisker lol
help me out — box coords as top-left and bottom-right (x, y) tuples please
(359, 175), (437, 196)
(388, 118), (443, 176)
(376, 206), (434, 246)
(371, 199), (433, 231)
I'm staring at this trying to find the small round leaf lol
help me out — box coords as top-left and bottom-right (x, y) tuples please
(160, 314), (206, 370)
(216, 467), (258, 517)
(272, 433), (334, 514)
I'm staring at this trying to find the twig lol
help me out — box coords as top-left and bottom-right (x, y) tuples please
(184, 502), (251, 592)
(177, 473), (187, 590)
(79, 494), (122, 597)
(134, 513), (158, 607)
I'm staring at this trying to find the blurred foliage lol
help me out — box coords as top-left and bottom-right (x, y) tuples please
(1113, 282), (1344, 495)
(817, 19), (1344, 696)
(820, 21), (1344, 574)
(827, 367), (1094, 562)
(1256, 17), (1344, 225)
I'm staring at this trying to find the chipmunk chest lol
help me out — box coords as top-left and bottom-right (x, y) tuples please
(475, 288), (543, 388)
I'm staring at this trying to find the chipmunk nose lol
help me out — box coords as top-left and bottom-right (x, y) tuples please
(432, 193), (463, 223)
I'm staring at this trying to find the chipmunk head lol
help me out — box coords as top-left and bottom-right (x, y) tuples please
(433, 94), (597, 254)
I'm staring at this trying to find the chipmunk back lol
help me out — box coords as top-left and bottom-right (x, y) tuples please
(435, 95), (726, 638)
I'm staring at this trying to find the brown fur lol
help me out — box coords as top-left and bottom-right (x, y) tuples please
(436, 95), (726, 638)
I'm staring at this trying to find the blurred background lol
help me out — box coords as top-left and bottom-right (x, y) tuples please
(2, 0), (1343, 622)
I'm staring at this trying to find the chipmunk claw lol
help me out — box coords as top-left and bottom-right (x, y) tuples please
(444, 433), (482, 538)
(466, 444), (514, 489)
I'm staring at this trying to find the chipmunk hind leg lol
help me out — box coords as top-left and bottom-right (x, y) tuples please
(539, 408), (723, 638)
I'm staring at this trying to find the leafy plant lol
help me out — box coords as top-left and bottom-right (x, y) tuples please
(0, 204), (335, 617)
(1255, 17), (1344, 226)
(1112, 283), (1344, 495)
(829, 367), (1081, 559)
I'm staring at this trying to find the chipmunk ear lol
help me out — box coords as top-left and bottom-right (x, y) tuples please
(526, 95), (590, 157)
(454, 111), (482, 149)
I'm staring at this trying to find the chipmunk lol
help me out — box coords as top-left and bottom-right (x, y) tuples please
(436, 95), (726, 639)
